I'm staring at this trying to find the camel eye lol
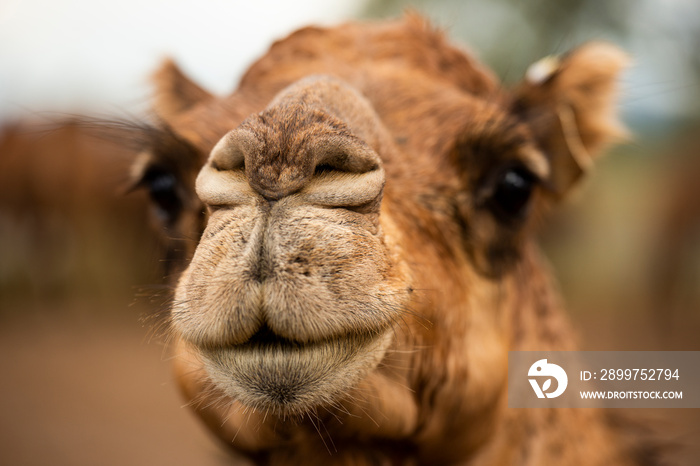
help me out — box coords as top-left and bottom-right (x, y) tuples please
(142, 167), (182, 224)
(489, 166), (537, 223)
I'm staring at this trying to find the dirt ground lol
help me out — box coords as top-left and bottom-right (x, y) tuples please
(0, 302), (233, 466)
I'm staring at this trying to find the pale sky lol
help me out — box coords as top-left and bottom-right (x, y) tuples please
(0, 0), (697, 125)
(0, 0), (362, 121)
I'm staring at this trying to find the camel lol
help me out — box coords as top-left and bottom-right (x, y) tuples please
(128, 14), (661, 465)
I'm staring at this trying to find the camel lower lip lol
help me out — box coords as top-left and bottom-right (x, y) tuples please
(200, 330), (392, 415)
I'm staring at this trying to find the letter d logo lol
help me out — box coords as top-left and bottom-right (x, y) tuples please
(528, 359), (568, 398)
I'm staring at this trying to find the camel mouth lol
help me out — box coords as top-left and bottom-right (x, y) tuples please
(243, 325), (305, 348)
(199, 327), (393, 416)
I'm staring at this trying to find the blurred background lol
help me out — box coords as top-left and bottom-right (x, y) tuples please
(1, 0), (698, 464)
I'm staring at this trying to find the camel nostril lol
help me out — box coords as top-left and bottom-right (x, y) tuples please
(203, 77), (386, 208)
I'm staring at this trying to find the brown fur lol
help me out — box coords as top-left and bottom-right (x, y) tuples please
(130, 14), (661, 466)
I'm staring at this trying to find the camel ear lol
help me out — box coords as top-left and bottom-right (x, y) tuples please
(152, 58), (214, 124)
(512, 43), (630, 198)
